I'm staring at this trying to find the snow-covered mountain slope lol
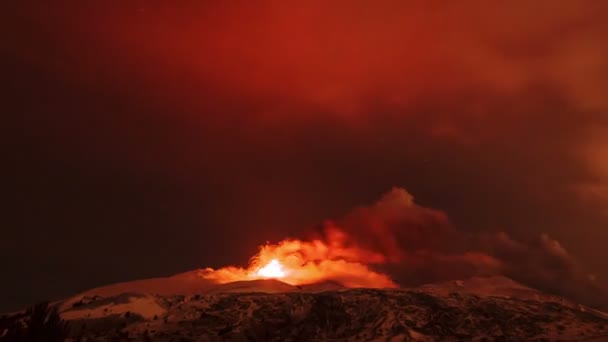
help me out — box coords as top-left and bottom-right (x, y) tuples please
(59, 287), (608, 340)
(57, 269), (216, 312)
(298, 280), (347, 292)
(418, 275), (540, 299)
(204, 279), (300, 294)
(2, 275), (608, 341)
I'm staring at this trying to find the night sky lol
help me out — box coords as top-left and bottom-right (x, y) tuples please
(3, 1), (608, 312)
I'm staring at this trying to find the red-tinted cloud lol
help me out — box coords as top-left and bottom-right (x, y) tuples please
(3, 0), (608, 312)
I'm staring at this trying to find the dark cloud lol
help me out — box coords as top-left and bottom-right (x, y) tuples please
(323, 188), (607, 309)
(480, 232), (607, 308)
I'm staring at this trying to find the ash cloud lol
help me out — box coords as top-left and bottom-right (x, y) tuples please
(321, 188), (608, 309)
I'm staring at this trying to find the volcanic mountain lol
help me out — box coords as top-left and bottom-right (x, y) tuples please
(2, 273), (607, 341)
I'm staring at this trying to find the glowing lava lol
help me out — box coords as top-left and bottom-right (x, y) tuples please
(199, 227), (398, 288)
(256, 259), (286, 278)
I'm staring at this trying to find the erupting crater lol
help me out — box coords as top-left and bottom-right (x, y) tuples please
(255, 259), (286, 279)
(198, 228), (398, 289)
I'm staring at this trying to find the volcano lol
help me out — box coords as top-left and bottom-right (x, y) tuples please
(2, 274), (607, 341)
(2, 192), (608, 340)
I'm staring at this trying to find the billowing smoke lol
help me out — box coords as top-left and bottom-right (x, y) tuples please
(204, 188), (607, 309)
(479, 231), (607, 309)
(321, 188), (608, 309)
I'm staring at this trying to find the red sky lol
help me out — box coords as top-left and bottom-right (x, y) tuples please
(2, 0), (608, 311)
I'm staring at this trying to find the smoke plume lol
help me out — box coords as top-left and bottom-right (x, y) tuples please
(206, 188), (607, 309)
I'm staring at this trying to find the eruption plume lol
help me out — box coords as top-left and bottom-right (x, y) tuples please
(197, 188), (607, 309)
(199, 225), (397, 288)
(256, 259), (286, 279)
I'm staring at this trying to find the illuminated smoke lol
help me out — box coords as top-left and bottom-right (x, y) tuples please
(197, 187), (607, 309)
(200, 226), (397, 288)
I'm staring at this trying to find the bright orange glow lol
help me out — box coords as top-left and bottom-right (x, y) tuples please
(200, 227), (397, 288)
(256, 259), (286, 278)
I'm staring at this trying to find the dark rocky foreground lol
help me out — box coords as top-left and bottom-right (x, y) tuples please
(3, 288), (608, 341)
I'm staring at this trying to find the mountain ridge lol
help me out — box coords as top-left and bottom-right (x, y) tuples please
(2, 275), (608, 341)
